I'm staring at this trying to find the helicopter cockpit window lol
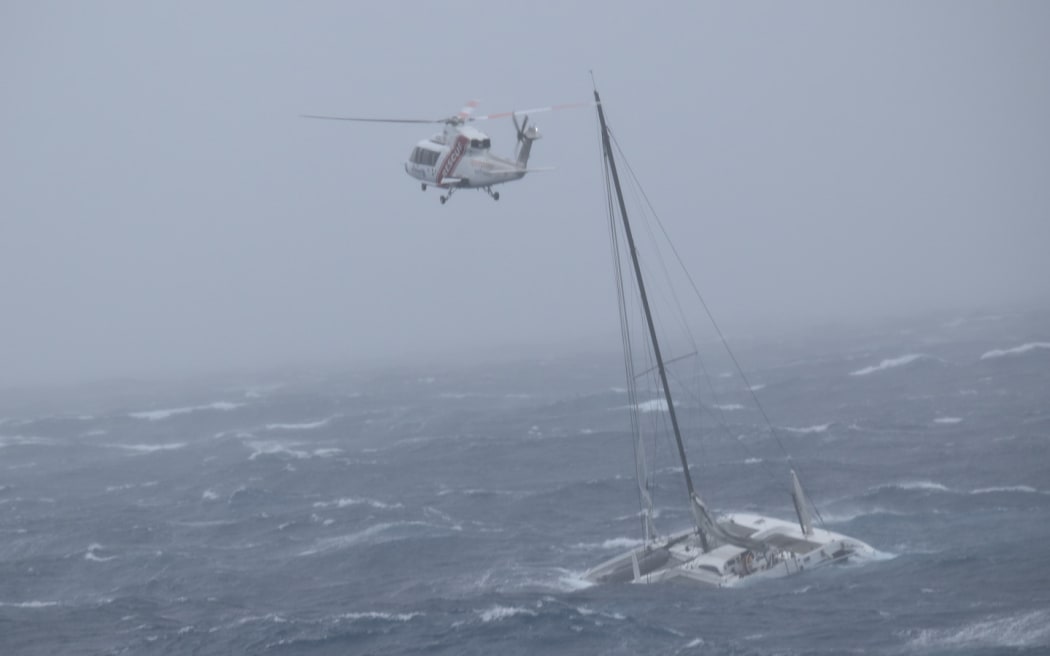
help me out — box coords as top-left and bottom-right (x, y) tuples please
(411, 148), (440, 166)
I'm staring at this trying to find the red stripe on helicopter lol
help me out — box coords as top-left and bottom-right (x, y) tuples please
(437, 135), (469, 185)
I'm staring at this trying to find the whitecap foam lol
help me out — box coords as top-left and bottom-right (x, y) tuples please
(574, 605), (623, 619)
(570, 537), (643, 551)
(84, 544), (117, 562)
(749, 384), (766, 391)
(0, 601), (60, 608)
(245, 441), (309, 460)
(980, 342), (1050, 360)
(201, 489), (220, 501)
(783, 423), (831, 434)
(876, 480), (953, 493)
(129, 401), (243, 421)
(298, 521), (435, 556)
(849, 354), (926, 376)
(636, 399), (668, 413)
(714, 403), (744, 411)
(263, 418), (333, 431)
(555, 570), (596, 592)
(105, 481), (158, 492)
(478, 605), (537, 623)
(339, 611), (422, 622)
(906, 609), (1050, 649)
(934, 417), (963, 424)
(0, 434), (59, 448)
(820, 507), (908, 523)
(970, 485), (1039, 495)
(312, 497), (403, 510)
(105, 442), (186, 454)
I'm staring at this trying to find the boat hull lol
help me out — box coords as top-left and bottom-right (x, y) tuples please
(584, 513), (874, 588)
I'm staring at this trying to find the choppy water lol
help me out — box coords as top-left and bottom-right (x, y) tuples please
(2, 311), (1049, 655)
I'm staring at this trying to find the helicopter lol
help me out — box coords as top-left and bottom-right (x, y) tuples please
(302, 101), (587, 204)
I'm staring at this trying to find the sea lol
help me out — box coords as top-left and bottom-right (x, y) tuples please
(2, 309), (1049, 655)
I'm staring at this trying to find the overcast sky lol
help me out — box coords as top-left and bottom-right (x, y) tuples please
(2, 2), (1048, 385)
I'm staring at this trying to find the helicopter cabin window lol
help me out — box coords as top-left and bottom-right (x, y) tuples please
(469, 138), (491, 150)
(411, 148), (440, 167)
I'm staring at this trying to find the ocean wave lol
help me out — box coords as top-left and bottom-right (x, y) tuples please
(869, 481), (1041, 497)
(906, 608), (1050, 650)
(337, 611), (422, 622)
(933, 417), (963, 424)
(105, 481), (158, 493)
(714, 403), (744, 411)
(477, 605), (537, 623)
(437, 392), (484, 399)
(556, 570), (596, 592)
(636, 399), (668, 413)
(849, 354), (927, 376)
(298, 521), (440, 556)
(570, 537), (644, 551)
(970, 485), (1041, 495)
(820, 507), (909, 523)
(0, 601), (60, 608)
(209, 613), (289, 633)
(245, 441), (310, 460)
(782, 423), (831, 434)
(876, 480), (953, 493)
(84, 543), (117, 562)
(312, 497), (404, 510)
(438, 486), (506, 497)
(129, 401), (243, 421)
(105, 442), (186, 454)
(575, 605), (624, 620)
(0, 434), (59, 448)
(980, 342), (1050, 360)
(263, 418), (334, 431)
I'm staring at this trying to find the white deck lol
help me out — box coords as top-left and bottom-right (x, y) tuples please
(584, 512), (874, 588)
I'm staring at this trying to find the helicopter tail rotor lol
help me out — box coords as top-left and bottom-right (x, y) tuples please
(513, 114), (543, 167)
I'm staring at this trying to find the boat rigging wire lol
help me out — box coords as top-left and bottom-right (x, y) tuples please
(606, 129), (828, 529)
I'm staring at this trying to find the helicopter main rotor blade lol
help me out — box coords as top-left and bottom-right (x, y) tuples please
(455, 100), (480, 122)
(300, 114), (443, 124)
(470, 102), (593, 121)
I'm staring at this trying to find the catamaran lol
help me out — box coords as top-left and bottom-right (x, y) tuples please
(583, 86), (875, 587)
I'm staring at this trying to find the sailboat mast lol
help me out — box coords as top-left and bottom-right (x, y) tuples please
(594, 89), (701, 521)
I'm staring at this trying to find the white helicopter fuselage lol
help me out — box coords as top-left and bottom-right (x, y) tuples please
(403, 124), (534, 191)
(304, 98), (579, 203)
